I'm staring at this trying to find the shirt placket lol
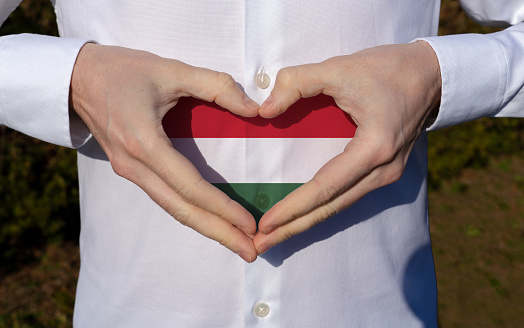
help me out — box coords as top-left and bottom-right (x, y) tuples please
(244, 0), (284, 327)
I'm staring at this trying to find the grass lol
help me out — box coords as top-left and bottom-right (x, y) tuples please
(430, 156), (524, 327)
(0, 243), (78, 327)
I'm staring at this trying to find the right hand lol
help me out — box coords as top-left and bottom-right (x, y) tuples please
(253, 42), (441, 255)
(70, 43), (260, 262)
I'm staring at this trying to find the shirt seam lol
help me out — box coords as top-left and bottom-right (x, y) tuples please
(0, 35), (15, 122)
(485, 34), (510, 115)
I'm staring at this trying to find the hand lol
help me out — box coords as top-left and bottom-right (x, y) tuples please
(253, 41), (441, 255)
(70, 43), (260, 262)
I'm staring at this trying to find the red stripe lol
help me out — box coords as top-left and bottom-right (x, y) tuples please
(163, 94), (357, 138)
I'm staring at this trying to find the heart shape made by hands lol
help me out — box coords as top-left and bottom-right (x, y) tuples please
(163, 95), (357, 225)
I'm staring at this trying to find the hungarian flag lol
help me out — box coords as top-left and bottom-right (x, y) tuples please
(163, 95), (357, 223)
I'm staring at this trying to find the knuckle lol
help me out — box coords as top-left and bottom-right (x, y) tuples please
(176, 183), (196, 202)
(170, 205), (196, 227)
(127, 134), (157, 160)
(124, 133), (169, 168)
(281, 228), (297, 242)
(373, 160), (405, 187)
(319, 186), (340, 205)
(212, 206), (226, 220)
(373, 139), (399, 165)
(110, 155), (132, 179)
(276, 66), (298, 87)
(217, 72), (237, 90)
(312, 178), (340, 205)
(125, 138), (144, 160)
(384, 161), (405, 185)
(315, 204), (339, 223)
(211, 196), (235, 219)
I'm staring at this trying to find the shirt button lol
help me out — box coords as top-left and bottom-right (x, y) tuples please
(253, 302), (270, 318)
(255, 193), (270, 209)
(255, 69), (270, 89)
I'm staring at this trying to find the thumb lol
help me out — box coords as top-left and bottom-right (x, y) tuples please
(179, 64), (260, 117)
(259, 63), (327, 118)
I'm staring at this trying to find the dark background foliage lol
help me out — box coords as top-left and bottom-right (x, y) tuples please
(0, 0), (76, 275)
(1, 0), (523, 327)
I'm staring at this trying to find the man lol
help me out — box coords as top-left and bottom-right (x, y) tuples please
(1, 0), (523, 326)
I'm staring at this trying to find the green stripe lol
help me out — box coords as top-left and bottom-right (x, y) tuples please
(213, 183), (302, 224)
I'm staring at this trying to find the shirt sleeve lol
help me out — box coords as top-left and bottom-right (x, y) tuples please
(420, 1), (524, 130)
(420, 22), (524, 130)
(459, 0), (524, 27)
(0, 0), (21, 25)
(0, 33), (93, 148)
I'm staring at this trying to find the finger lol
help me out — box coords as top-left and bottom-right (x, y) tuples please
(253, 163), (387, 255)
(258, 63), (327, 118)
(120, 130), (258, 238)
(113, 150), (258, 262)
(256, 137), (379, 235)
(179, 65), (259, 117)
(253, 147), (404, 254)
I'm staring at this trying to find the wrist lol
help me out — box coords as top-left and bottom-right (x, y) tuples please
(70, 42), (99, 118)
(413, 41), (442, 128)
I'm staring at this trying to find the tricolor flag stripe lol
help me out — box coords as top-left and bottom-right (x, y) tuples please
(163, 95), (357, 138)
(213, 183), (302, 221)
(170, 137), (351, 184)
(164, 95), (356, 221)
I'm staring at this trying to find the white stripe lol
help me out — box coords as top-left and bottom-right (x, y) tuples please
(170, 138), (351, 183)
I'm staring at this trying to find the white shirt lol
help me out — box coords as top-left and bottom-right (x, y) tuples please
(1, 1), (523, 327)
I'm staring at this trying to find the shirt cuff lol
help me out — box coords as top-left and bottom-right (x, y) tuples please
(0, 33), (92, 148)
(416, 33), (508, 130)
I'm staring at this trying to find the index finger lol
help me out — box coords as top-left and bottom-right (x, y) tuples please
(176, 64), (260, 117)
(256, 136), (382, 235)
(125, 152), (258, 262)
(258, 63), (328, 118)
(125, 127), (258, 238)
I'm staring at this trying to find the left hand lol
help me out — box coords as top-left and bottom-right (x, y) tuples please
(70, 44), (260, 262)
(253, 41), (442, 255)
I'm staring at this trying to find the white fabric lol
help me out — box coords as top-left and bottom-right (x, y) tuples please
(0, 33), (90, 147)
(459, 0), (524, 26)
(422, 24), (524, 130)
(170, 138), (350, 183)
(0, 0), (20, 25)
(1, 1), (523, 327)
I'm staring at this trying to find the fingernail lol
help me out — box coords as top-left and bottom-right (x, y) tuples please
(237, 225), (255, 239)
(243, 94), (259, 111)
(257, 244), (271, 255)
(261, 225), (277, 235)
(259, 94), (274, 112)
(237, 252), (253, 263)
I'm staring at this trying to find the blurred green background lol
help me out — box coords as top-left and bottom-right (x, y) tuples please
(1, 0), (523, 327)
